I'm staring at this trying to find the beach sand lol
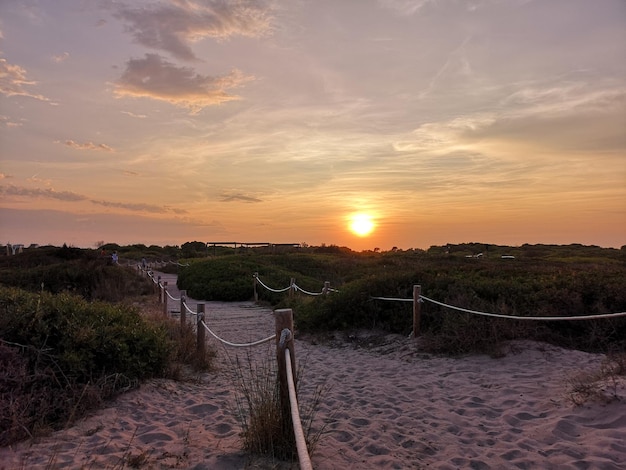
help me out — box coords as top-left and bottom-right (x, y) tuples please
(1, 299), (624, 469)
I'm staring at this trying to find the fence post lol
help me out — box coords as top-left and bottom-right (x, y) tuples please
(275, 309), (297, 432)
(197, 303), (206, 356)
(158, 276), (162, 302)
(289, 278), (296, 298)
(253, 272), (258, 302)
(413, 284), (421, 338)
(180, 290), (187, 328)
(163, 282), (168, 316)
(322, 281), (330, 295)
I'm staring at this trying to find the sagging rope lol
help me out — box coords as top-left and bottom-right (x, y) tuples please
(372, 293), (626, 321)
(254, 275), (292, 293)
(142, 266), (276, 346)
(165, 290), (180, 302)
(294, 285), (324, 296)
(180, 297), (276, 348)
(420, 295), (626, 321)
(282, 335), (313, 470)
(254, 273), (333, 296)
(200, 320), (276, 348)
(370, 296), (413, 302)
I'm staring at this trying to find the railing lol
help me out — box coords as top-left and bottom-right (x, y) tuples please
(137, 266), (312, 468)
(254, 275), (626, 337)
(139, 265), (626, 468)
(253, 273), (337, 302)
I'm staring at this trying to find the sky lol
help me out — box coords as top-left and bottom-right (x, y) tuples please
(1, 0), (625, 251)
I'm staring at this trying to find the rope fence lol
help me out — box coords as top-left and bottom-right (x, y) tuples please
(138, 266), (312, 467)
(254, 273), (626, 337)
(253, 273), (335, 302)
(370, 285), (626, 337)
(137, 264), (626, 467)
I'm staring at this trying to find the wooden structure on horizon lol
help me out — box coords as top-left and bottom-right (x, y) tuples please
(205, 242), (301, 255)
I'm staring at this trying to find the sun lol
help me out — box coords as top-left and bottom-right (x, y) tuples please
(349, 213), (375, 237)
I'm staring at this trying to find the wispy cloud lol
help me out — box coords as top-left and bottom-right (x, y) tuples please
(0, 115), (23, 128)
(219, 192), (263, 203)
(121, 110), (147, 118)
(0, 58), (51, 102)
(114, 53), (252, 112)
(58, 140), (115, 152)
(0, 184), (183, 214)
(52, 52), (70, 63)
(1, 184), (86, 202)
(113, 0), (274, 61)
(27, 174), (52, 186)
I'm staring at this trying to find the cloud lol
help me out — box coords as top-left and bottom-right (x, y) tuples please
(393, 114), (495, 153)
(0, 115), (23, 128)
(379, 0), (436, 16)
(0, 184), (183, 214)
(113, 0), (273, 61)
(58, 140), (115, 152)
(121, 110), (147, 118)
(0, 58), (51, 102)
(0, 184), (86, 202)
(114, 53), (251, 112)
(27, 174), (52, 186)
(52, 52), (70, 63)
(394, 81), (626, 156)
(219, 192), (263, 203)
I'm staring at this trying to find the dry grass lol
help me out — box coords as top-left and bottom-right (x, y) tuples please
(131, 296), (216, 379)
(230, 348), (330, 463)
(566, 352), (626, 405)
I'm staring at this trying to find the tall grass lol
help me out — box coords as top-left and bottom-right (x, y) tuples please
(230, 348), (329, 462)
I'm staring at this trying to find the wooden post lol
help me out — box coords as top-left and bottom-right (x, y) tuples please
(413, 284), (422, 338)
(322, 281), (330, 295)
(158, 276), (162, 302)
(180, 290), (187, 328)
(275, 309), (296, 431)
(163, 282), (168, 316)
(253, 272), (258, 302)
(289, 278), (296, 298)
(197, 303), (206, 356)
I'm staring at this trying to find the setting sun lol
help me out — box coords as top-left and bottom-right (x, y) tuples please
(349, 213), (375, 237)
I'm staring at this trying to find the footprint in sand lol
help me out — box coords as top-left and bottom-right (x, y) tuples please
(186, 403), (219, 415)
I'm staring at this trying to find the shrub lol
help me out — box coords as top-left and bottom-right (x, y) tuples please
(0, 286), (174, 445)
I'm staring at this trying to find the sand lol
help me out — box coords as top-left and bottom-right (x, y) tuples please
(1, 294), (625, 469)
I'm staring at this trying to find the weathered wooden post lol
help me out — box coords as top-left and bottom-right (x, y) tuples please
(197, 303), (206, 356)
(158, 276), (162, 302)
(253, 272), (259, 302)
(322, 281), (330, 295)
(289, 278), (296, 298)
(163, 282), (168, 316)
(180, 290), (187, 328)
(413, 284), (422, 338)
(275, 309), (297, 433)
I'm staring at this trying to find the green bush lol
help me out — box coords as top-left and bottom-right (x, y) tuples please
(0, 286), (172, 382)
(0, 286), (173, 444)
(0, 247), (155, 302)
(178, 255), (326, 303)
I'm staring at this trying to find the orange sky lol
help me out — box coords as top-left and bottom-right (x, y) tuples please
(1, 0), (625, 251)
